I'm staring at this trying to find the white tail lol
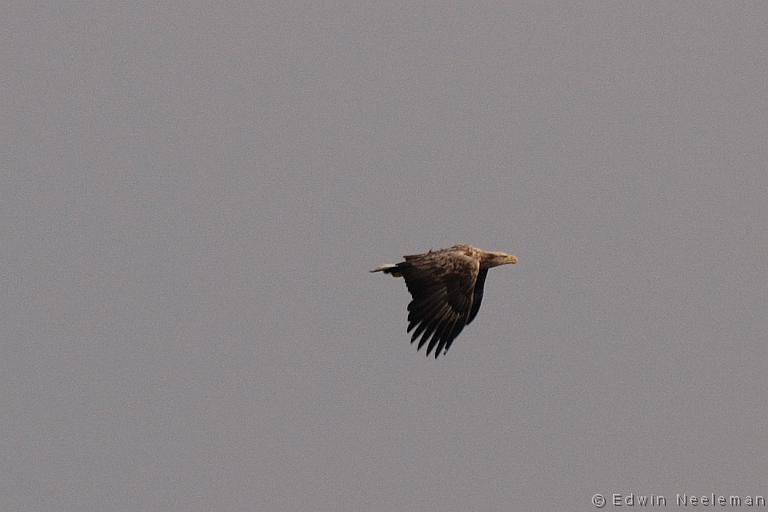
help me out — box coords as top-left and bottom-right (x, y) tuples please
(370, 263), (404, 277)
(370, 263), (397, 273)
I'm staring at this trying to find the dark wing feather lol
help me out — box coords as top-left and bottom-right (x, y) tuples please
(398, 251), (479, 358)
(466, 268), (488, 325)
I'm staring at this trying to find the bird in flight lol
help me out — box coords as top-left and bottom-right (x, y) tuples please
(371, 244), (517, 358)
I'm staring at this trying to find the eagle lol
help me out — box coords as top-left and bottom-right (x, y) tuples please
(371, 244), (517, 358)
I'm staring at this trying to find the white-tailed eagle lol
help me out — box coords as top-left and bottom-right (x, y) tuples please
(372, 244), (517, 358)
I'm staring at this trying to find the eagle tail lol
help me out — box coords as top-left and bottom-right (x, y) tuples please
(370, 263), (403, 277)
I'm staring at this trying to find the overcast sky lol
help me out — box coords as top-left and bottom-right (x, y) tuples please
(3, 2), (767, 511)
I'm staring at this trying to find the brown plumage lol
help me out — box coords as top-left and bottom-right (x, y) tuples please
(371, 244), (517, 358)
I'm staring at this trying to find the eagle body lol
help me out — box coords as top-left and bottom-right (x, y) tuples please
(372, 244), (517, 358)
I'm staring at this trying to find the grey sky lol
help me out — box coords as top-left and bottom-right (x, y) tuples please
(2, 2), (767, 511)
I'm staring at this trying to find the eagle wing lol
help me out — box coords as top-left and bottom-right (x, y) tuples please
(399, 250), (480, 357)
(466, 268), (488, 325)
